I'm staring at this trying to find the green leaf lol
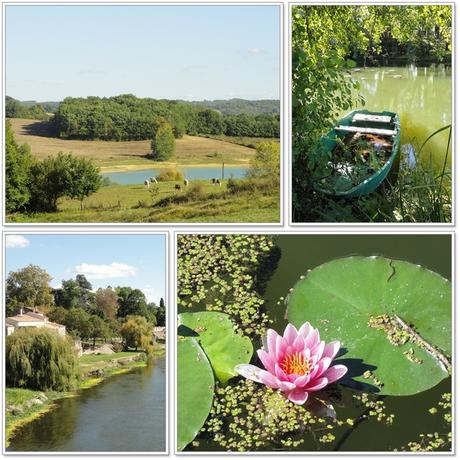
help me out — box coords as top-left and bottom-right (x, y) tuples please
(177, 337), (214, 451)
(287, 256), (451, 396)
(178, 311), (253, 384)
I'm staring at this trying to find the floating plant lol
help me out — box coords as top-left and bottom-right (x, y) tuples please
(286, 256), (451, 395)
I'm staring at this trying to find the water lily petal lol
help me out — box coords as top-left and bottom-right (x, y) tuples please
(293, 334), (306, 353)
(305, 328), (320, 349)
(323, 364), (348, 383)
(283, 323), (298, 345)
(311, 340), (325, 360)
(304, 377), (328, 392)
(275, 335), (288, 361)
(259, 370), (282, 389)
(266, 329), (278, 355)
(323, 341), (341, 360)
(298, 322), (312, 339)
(294, 373), (311, 387)
(278, 380), (297, 392)
(257, 349), (276, 373)
(234, 364), (263, 383)
(287, 388), (309, 405)
(274, 363), (288, 381)
(310, 357), (332, 380)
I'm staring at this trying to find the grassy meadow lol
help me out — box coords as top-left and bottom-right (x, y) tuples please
(7, 119), (280, 223)
(10, 118), (257, 170)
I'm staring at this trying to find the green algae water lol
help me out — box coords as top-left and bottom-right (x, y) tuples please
(350, 66), (452, 169)
(7, 357), (166, 452)
(185, 234), (451, 452)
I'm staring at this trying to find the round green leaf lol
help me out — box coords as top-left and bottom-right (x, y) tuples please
(177, 337), (214, 451)
(178, 311), (253, 384)
(287, 256), (451, 396)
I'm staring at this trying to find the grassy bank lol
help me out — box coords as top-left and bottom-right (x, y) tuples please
(5, 349), (164, 446)
(9, 118), (258, 169)
(7, 180), (279, 223)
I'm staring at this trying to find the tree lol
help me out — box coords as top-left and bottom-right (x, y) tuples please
(247, 141), (280, 183)
(6, 328), (78, 391)
(120, 315), (153, 353)
(116, 287), (149, 318)
(89, 315), (112, 347)
(66, 157), (102, 210)
(64, 308), (93, 340)
(95, 287), (119, 322)
(6, 265), (54, 316)
(5, 120), (33, 213)
(28, 152), (102, 212)
(151, 118), (175, 161)
(156, 298), (166, 327)
(54, 275), (95, 311)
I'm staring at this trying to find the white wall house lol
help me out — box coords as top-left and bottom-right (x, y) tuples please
(5, 308), (66, 336)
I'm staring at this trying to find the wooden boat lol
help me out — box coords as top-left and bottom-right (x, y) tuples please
(314, 109), (400, 197)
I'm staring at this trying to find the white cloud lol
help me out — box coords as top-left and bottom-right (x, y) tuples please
(75, 262), (137, 280)
(142, 285), (157, 303)
(6, 235), (30, 248)
(248, 47), (261, 55)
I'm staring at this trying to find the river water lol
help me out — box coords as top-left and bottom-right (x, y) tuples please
(7, 357), (166, 452)
(350, 66), (452, 169)
(102, 165), (248, 185)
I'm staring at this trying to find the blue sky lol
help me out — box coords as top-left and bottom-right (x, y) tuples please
(6, 5), (280, 101)
(5, 234), (166, 305)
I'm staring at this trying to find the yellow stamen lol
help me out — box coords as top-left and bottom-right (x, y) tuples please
(281, 352), (310, 375)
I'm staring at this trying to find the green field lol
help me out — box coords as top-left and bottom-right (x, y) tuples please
(7, 180), (279, 223)
(9, 118), (257, 170)
(7, 118), (280, 223)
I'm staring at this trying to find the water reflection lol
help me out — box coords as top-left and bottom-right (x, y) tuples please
(8, 358), (166, 452)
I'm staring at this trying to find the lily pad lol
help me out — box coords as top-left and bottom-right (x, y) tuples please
(178, 311), (253, 384)
(287, 256), (451, 396)
(177, 337), (214, 451)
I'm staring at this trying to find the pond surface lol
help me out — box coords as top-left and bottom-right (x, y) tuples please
(7, 357), (166, 452)
(102, 165), (248, 184)
(262, 235), (452, 451)
(350, 66), (452, 169)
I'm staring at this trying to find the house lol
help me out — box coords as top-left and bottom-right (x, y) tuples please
(153, 326), (166, 343)
(5, 308), (66, 336)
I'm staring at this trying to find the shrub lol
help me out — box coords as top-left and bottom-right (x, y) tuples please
(6, 329), (79, 391)
(155, 169), (184, 182)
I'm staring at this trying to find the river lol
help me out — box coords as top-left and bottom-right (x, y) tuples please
(350, 65), (452, 168)
(7, 357), (166, 452)
(102, 165), (248, 185)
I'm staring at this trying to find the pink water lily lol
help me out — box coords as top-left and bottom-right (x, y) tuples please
(235, 322), (347, 405)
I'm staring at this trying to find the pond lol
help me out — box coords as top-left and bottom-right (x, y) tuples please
(350, 66), (452, 169)
(102, 165), (249, 185)
(181, 234), (451, 452)
(7, 357), (166, 452)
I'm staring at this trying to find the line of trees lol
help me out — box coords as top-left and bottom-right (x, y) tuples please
(6, 121), (102, 214)
(6, 96), (50, 120)
(53, 94), (280, 141)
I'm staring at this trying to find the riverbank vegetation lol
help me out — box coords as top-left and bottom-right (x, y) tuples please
(292, 5), (452, 223)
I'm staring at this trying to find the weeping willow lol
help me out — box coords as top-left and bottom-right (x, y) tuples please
(6, 329), (78, 391)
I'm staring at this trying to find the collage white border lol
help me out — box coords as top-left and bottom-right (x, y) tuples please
(1, 0), (458, 458)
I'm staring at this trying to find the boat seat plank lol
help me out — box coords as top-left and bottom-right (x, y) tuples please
(352, 113), (392, 123)
(335, 125), (396, 136)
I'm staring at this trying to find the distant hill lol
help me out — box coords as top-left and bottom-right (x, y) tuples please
(11, 98), (61, 113)
(182, 98), (280, 116)
(5, 96), (51, 120)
